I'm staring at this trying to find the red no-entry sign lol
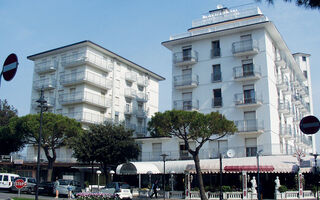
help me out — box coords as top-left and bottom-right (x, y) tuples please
(300, 115), (320, 135)
(14, 179), (26, 189)
(2, 53), (18, 81)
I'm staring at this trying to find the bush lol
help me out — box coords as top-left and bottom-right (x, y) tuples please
(205, 186), (214, 192)
(278, 185), (288, 193)
(192, 187), (199, 191)
(76, 192), (116, 200)
(222, 186), (232, 192)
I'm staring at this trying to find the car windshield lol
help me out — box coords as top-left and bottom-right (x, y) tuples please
(120, 183), (130, 189)
(59, 180), (71, 185)
(14, 177), (26, 181)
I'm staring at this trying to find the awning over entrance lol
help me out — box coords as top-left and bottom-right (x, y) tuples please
(116, 162), (161, 175)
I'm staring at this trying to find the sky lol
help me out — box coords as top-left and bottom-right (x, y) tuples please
(0, 1), (319, 146)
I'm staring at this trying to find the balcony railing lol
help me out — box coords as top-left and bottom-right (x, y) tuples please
(135, 109), (148, 119)
(63, 111), (108, 124)
(276, 76), (289, 90)
(233, 65), (261, 81)
(275, 57), (286, 67)
(173, 99), (199, 111)
(125, 72), (137, 82)
(234, 119), (264, 134)
(124, 105), (134, 115)
(173, 50), (198, 66)
(173, 74), (199, 89)
(135, 126), (147, 135)
(136, 92), (148, 102)
(211, 72), (222, 82)
(125, 123), (136, 131)
(212, 97), (222, 108)
(33, 78), (56, 90)
(60, 71), (112, 90)
(232, 39), (259, 56)
(124, 88), (136, 99)
(59, 91), (111, 108)
(137, 77), (149, 87)
(280, 126), (292, 138)
(61, 52), (113, 72)
(278, 102), (290, 114)
(234, 93), (262, 108)
(34, 60), (58, 74)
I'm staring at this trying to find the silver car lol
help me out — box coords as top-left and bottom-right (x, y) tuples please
(56, 179), (81, 196)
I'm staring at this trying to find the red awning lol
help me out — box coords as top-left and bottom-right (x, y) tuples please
(224, 165), (274, 172)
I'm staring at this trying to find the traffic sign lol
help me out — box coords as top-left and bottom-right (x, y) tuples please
(300, 115), (320, 135)
(2, 53), (18, 81)
(14, 179), (26, 189)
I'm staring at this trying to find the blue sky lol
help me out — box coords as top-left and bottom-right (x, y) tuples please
(0, 1), (319, 121)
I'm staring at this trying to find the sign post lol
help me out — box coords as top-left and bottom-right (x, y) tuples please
(299, 115), (320, 135)
(14, 179), (26, 197)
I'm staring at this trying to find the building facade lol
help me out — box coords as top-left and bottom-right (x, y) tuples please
(138, 6), (314, 161)
(26, 40), (164, 164)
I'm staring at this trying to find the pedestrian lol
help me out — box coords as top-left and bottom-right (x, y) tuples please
(54, 177), (59, 199)
(67, 184), (73, 199)
(150, 179), (159, 198)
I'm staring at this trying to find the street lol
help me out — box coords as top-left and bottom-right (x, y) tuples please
(0, 190), (71, 200)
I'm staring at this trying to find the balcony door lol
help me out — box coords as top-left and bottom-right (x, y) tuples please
(182, 69), (192, 85)
(182, 92), (192, 110)
(182, 46), (192, 61)
(152, 143), (162, 161)
(242, 59), (254, 77)
(243, 84), (255, 104)
(240, 34), (252, 51)
(244, 111), (256, 132)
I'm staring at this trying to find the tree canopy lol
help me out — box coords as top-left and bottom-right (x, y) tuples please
(148, 110), (237, 200)
(258, 0), (320, 9)
(71, 122), (140, 180)
(0, 99), (18, 126)
(14, 113), (82, 181)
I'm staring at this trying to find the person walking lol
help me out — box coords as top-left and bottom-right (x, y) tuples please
(54, 177), (59, 199)
(150, 179), (159, 198)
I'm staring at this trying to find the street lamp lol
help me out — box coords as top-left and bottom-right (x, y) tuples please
(219, 153), (223, 200)
(35, 87), (47, 200)
(110, 170), (115, 182)
(147, 171), (153, 188)
(313, 154), (319, 200)
(170, 171), (175, 191)
(256, 150), (263, 200)
(96, 170), (102, 192)
(160, 153), (168, 200)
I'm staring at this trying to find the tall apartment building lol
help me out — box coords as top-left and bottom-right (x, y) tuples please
(138, 6), (314, 161)
(27, 40), (164, 163)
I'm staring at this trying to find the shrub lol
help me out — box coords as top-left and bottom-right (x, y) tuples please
(76, 192), (116, 200)
(278, 185), (288, 193)
(222, 186), (232, 192)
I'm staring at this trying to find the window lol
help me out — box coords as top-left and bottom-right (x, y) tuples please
(114, 112), (119, 123)
(243, 84), (255, 104)
(179, 144), (190, 159)
(212, 64), (221, 82)
(245, 138), (257, 157)
(182, 46), (192, 61)
(242, 59), (254, 77)
(182, 92), (192, 110)
(211, 40), (221, 58)
(213, 89), (222, 107)
(302, 56), (306, 61)
(3, 175), (8, 181)
(152, 143), (162, 160)
(304, 70), (308, 79)
(244, 111), (257, 132)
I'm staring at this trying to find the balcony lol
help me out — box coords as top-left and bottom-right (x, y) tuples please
(282, 85), (292, 95)
(33, 78), (56, 90)
(137, 77), (149, 87)
(275, 57), (286, 67)
(280, 126), (292, 139)
(280, 65), (290, 73)
(234, 119), (264, 135)
(278, 102), (290, 114)
(173, 50), (198, 67)
(276, 76), (289, 90)
(60, 71), (112, 90)
(234, 93), (262, 109)
(124, 88), (136, 99)
(136, 92), (148, 102)
(210, 48), (221, 58)
(173, 74), (199, 89)
(125, 72), (137, 82)
(232, 39), (259, 57)
(125, 123), (136, 131)
(211, 72), (222, 82)
(173, 99), (199, 111)
(59, 91), (111, 109)
(292, 95), (302, 106)
(233, 65), (261, 82)
(135, 126), (147, 137)
(34, 60), (58, 74)
(124, 105), (134, 116)
(135, 109), (148, 119)
(61, 52), (113, 72)
(298, 86), (309, 97)
(63, 111), (107, 124)
(212, 97), (223, 108)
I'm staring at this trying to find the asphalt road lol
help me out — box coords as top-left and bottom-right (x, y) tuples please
(0, 190), (70, 200)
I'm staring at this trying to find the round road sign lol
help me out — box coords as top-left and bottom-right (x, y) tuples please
(14, 179), (26, 189)
(2, 53), (18, 81)
(299, 115), (320, 135)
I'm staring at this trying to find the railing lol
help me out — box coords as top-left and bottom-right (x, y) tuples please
(212, 97), (222, 107)
(234, 119), (264, 133)
(173, 74), (199, 87)
(280, 126), (292, 138)
(233, 65), (261, 79)
(124, 105), (134, 115)
(137, 76), (149, 86)
(34, 60), (57, 73)
(173, 99), (199, 111)
(125, 72), (137, 82)
(125, 123), (137, 131)
(173, 50), (198, 65)
(33, 78), (56, 90)
(232, 39), (259, 55)
(234, 93), (262, 105)
(63, 111), (108, 124)
(60, 71), (112, 89)
(124, 88), (137, 98)
(276, 76), (289, 89)
(135, 109), (148, 118)
(188, 191), (242, 199)
(135, 126), (147, 135)
(278, 102), (290, 112)
(136, 92), (148, 102)
(211, 72), (222, 82)
(59, 91), (110, 108)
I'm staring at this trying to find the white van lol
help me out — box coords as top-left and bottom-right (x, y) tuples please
(0, 173), (20, 190)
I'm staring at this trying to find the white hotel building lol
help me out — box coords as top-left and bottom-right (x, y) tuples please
(26, 40), (164, 163)
(137, 6), (315, 162)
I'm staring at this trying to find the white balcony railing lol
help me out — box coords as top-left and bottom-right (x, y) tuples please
(232, 39), (259, 56)
(173, 74), (199, 88)
(173, 99), (199, 111)
(234, 119), (264, 133)
(34, 60), (58, 74)
(233, 65), (261, 81)
(59, 91), (111, 108)
(63, 111), (108, 124)
(173, 50), (198, 66)
(33, 78), (56, 90)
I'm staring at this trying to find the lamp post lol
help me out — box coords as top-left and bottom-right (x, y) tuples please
(35, 88), (47, 200)
(313, 154), (319, 200)
(110, 170), (115, 182)
(256, 150), (263, 200)
(96, 170), (101, 192)
(219, 153), (223, 200)
(147, 171), (153, 189)
(170, 171), (175, 191)
(160, 153), (168, 200)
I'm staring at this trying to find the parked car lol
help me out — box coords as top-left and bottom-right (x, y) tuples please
(0, 173), (19, 190)
(101, 182), (132, 200)
(11, 177), (36, 194)
(56, 179), (82, 197)
(38, 181), (55, 196)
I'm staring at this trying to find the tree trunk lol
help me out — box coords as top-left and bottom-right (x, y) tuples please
(47, 158), (54, 181)
(91, 161), (94, 192)
(193, 154), (207, 200)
